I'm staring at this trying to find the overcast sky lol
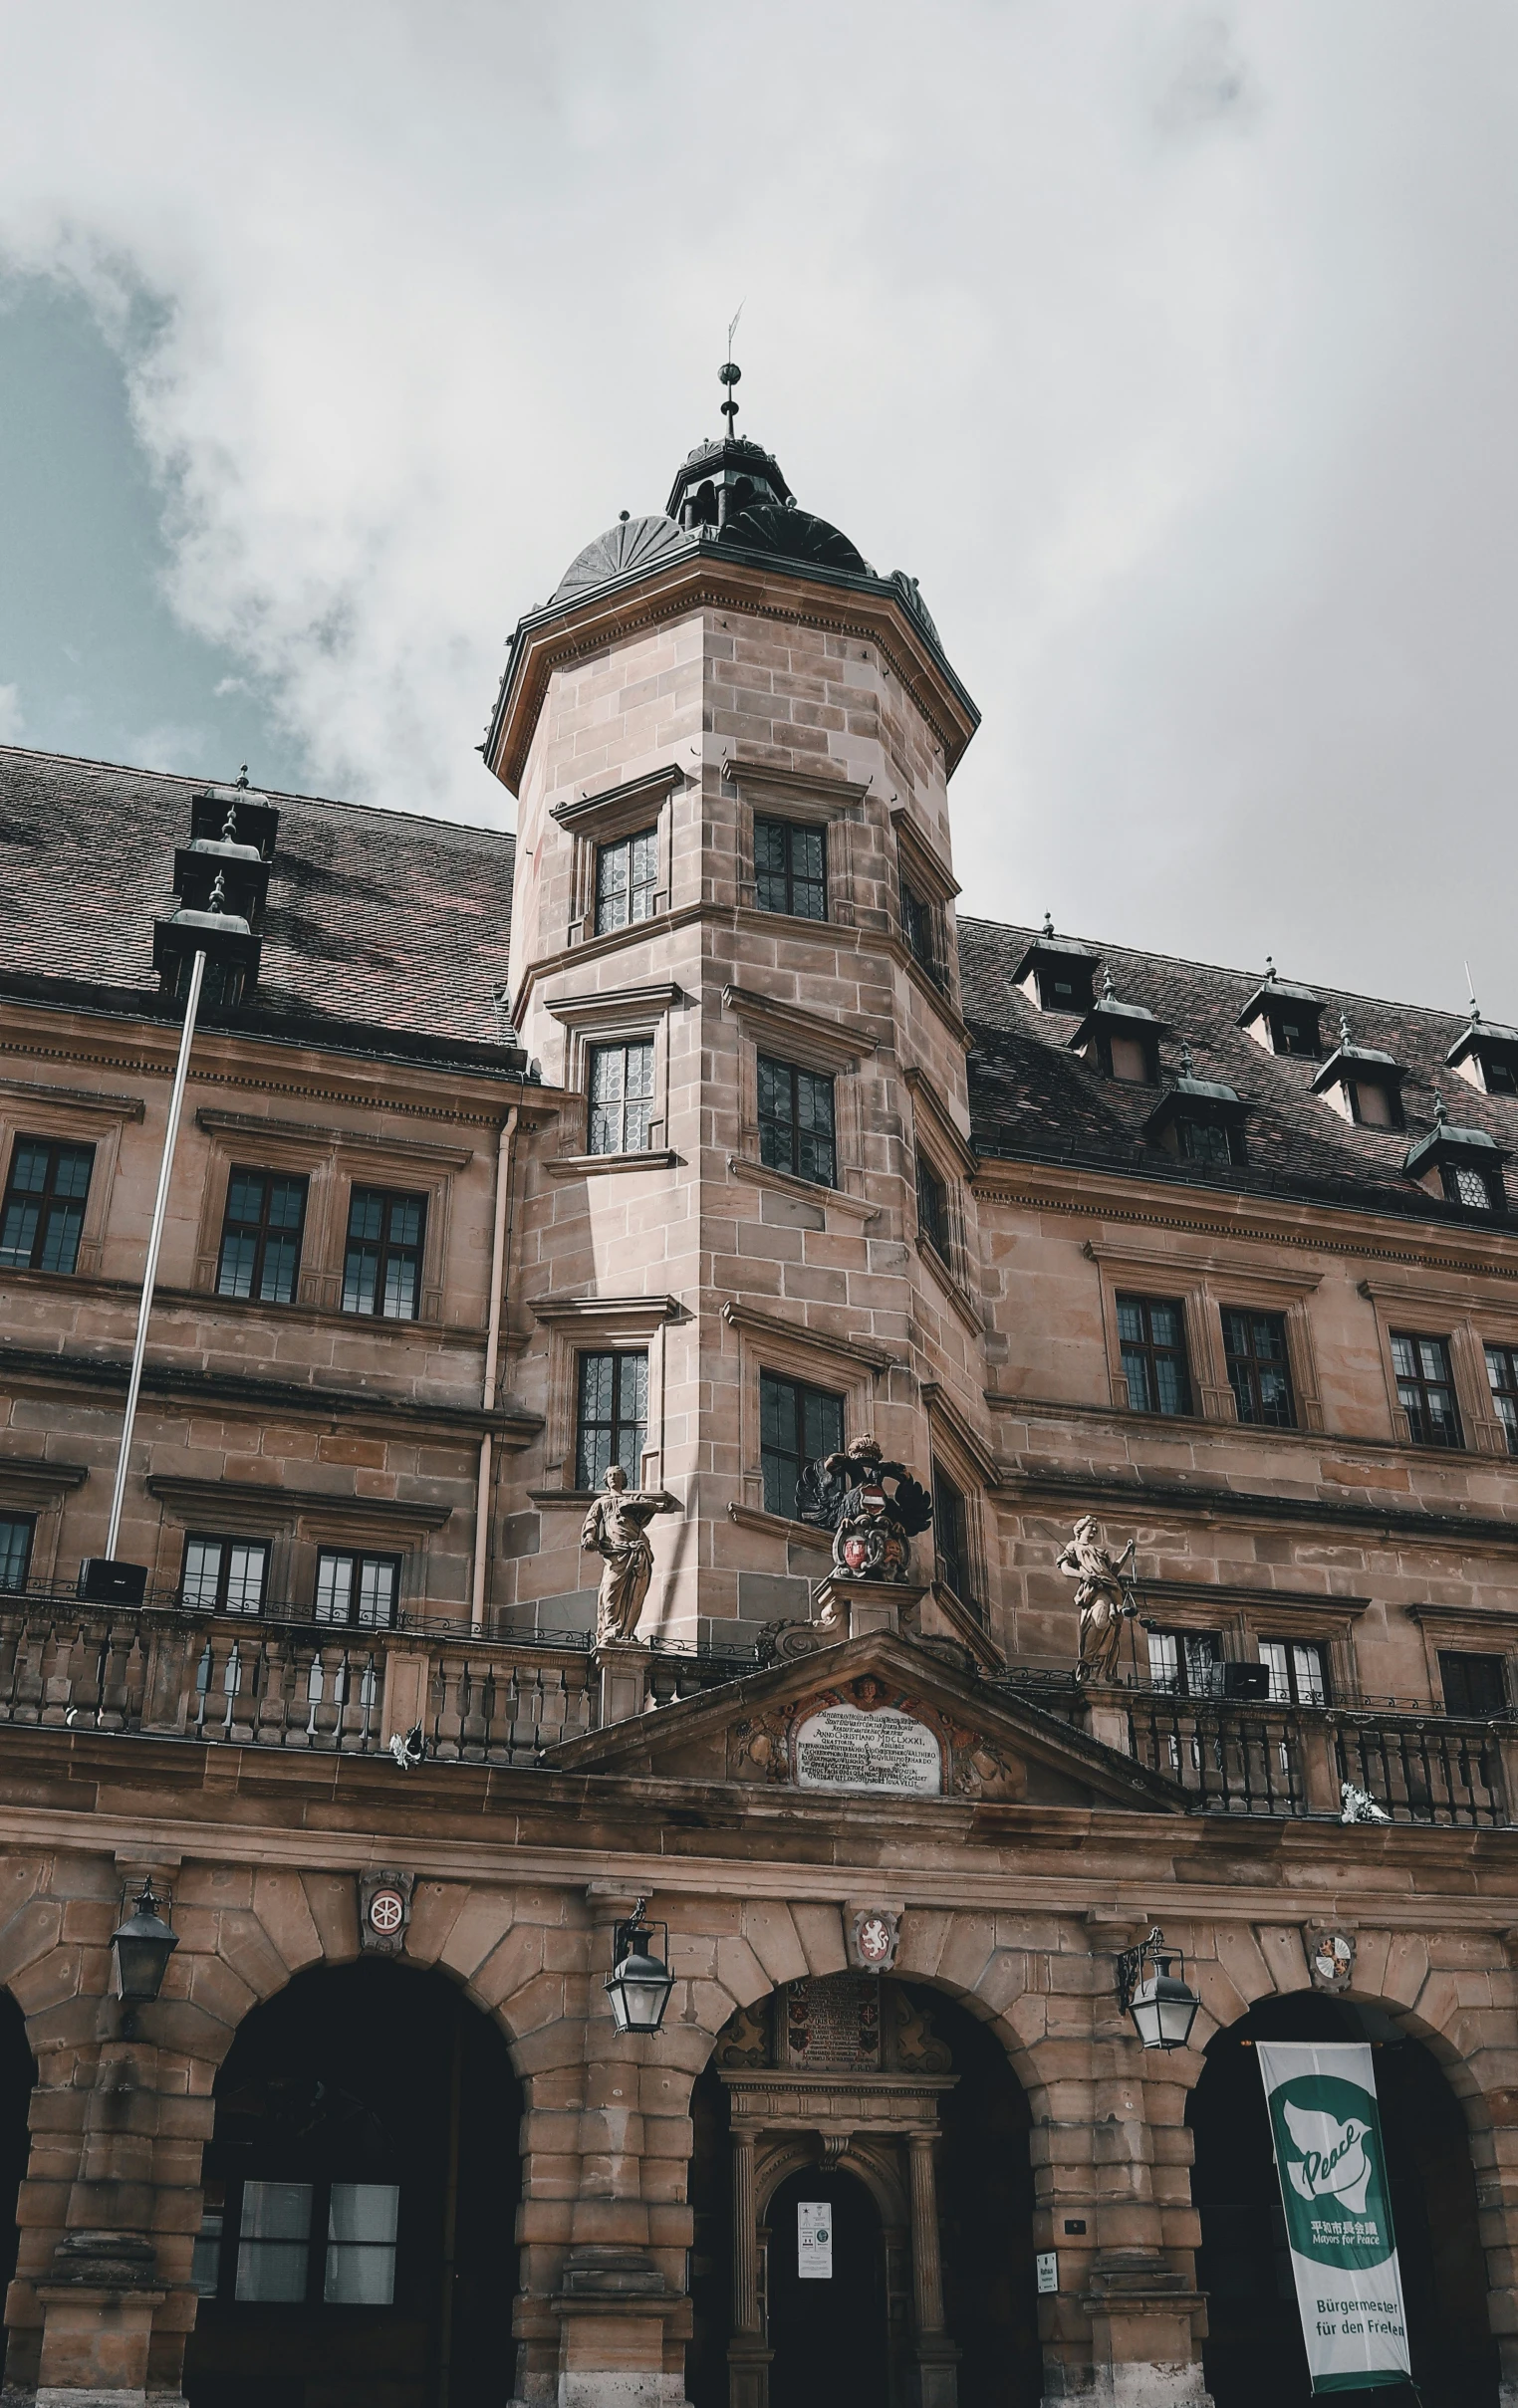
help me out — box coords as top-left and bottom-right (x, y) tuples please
(0, 3), (1514, 1018)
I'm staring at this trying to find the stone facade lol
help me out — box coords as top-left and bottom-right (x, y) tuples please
(0, 412), (1512, 2407)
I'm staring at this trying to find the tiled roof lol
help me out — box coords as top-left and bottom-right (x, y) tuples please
(0, 746), (515, 1053)
(960, 917), (1517, 1226)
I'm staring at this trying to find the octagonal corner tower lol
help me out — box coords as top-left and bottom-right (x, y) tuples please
(482, 405), (985, 1648)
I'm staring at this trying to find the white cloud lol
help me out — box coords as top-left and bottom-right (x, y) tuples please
(0, 685), (21, 743)
(0, 1), (1515, 1011)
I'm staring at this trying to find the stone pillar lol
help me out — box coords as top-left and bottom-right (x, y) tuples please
(1077, 2251), (1211, 2408)
(595, 1641), (650, 1730)
(906, 2131), (957, 2408)
(726, 2123), (770, 2408)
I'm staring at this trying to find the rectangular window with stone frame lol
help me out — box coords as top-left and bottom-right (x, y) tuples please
(576, 1350), (648, 1492)
(760, 1372), (844, 1521)
(916, 1151), (950, 1260)
(216, 1168), (309, 1307)
(314, 1550), (400, 1629)
(1117, 1295), (1192, 1417)
(180, 1535), (271, 1617)
(1259, 1638), (1328, 1706)
(753, 817), (826, 921)
(1221, 1308), (1296, 1428)
(595, 828), (658, 935)
(931, 1462), (975, 1612)
(0, 1136), (95, 1275)
(1486, 1342), (1518, 1456)
(588, 1041), (654, 1155)
(342, 1189), (425, 1321)
(1437, 1649), (1507, 1718)
(1391, 1331), (1463, 1449)
(0, 1516), (33, 1593)
(757, 1055), (836, 1187)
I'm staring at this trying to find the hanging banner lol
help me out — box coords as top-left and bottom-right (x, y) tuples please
(1256, 2042), (1411, 2395)
(797, 2201), (833, 2280)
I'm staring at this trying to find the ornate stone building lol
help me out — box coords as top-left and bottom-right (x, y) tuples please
(0, 389), (1514, 2408)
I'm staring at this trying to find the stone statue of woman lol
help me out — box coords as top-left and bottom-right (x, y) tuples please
(1058, 1515), (1138, 1684)
(579, 1464), (678, 1645)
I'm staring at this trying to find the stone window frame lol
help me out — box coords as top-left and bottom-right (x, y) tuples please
(723, 759), (868, 930)
(890, 808), (960, 995)
(721, 1302), (888, 1523)
(0, 1456), (89, 1591)
(141, 1475), (452, 1622)
(920, 1380), (998, 1635)
(1137, 1578), (1370, 1706)
(550, 765), (682, 947)
(0, 1077), (143, 1282)
(540, 983), (684, 1171)
(721, 984), (876, 1209)
(1357, 1276), (1516, 1457)
(528, 1293), (681, 1495)
(1084, 1240), (1325, 1431)
(904, 1069), (979, 1329)
(1408, 1605), (1518, 1715)
(191, 1110), (473, 1325)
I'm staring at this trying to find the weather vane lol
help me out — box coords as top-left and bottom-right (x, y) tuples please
(719, 302), (744, 435)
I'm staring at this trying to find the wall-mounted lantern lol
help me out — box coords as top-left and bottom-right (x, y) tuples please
(605, 1897), (674, 2035)
(111, 1878), (179, 2010)
(1116, 1926), (1200, 2052)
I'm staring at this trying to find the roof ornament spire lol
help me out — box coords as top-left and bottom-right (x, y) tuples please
(1264, 953), (1276, 985)
(1178, 1041), (1195, 1080)
(1102, 967), (1116, 1001)
(207, 871), (227, 916)
(719, 302), (744, 435)
(220, 797), (239, 844)
(1042, 909), (1056, 938)
(1465, 959), (1481, 1028)
(1433, 1088), (1449, 1125)
(1339, 1010), (1352, 1048)
(235, 764), (250, 790)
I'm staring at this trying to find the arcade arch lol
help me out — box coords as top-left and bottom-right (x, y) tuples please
(1187, 1992), (1498, 2408)
(182, 1958), (522, 2408)
(687, 1972), (1039, 2408)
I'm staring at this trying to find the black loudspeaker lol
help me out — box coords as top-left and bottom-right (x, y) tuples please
(1223, 1661), (1271, 1701)
(78, 1560), (148, 1605)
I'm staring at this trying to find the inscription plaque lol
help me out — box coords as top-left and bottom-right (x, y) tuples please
(794, 1703), (942, 1796)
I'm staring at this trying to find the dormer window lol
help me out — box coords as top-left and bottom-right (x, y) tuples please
(1237, 962), (1323, 1059)
(1445, 1006), (1518, 1100)
(1011, 919), (1098, 1015)
(1402, 1095), (1508, 1216)
(1067, 974), (1164, 1084)
(1144, 1049), (1250, 1167)
(1309, 1016), (1406, 1129)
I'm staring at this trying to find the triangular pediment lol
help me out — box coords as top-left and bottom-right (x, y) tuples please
(544, 1631), (1181, 1813)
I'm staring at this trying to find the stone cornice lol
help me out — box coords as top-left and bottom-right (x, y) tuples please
(992, 1464), (1518, 1551)
(972, 1154), (1518, 1283)
(488, 551), (980, 793)
(721, 1299), (899, 1375)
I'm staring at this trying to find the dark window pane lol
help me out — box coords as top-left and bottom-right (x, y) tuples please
(0, 1138), (95, 1274)
(1117, 1295), (1192, 1417)
(1222, 1308), (1297, 1429)
(1392, 1331), (1463, 1449)
(916, 1155), (949, 1256)
(576, 1350), (648, 1491)
(1178, 1118), (1237, 1166)
(314, 1551), (397, 1629)
(342, 1188), (424, 1321)
(902, 886), (936, 973)
(759, 1373), (843, 1519)
(0, 1517), (33, 1591)
(931, 1463), (973, 1608)
(1438, 1651), (1506, 1718)
(754, 818), (827, 921)
(757, 1057), (836, 1188)
(1486, 1344), (1518, 1456)
(218, 1168), (309, 1307)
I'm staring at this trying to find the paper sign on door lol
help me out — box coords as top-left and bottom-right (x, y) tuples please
(798, 2201), (833, 2280)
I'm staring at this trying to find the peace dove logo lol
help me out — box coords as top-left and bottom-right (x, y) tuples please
(1281, 2099), (1375, 2214)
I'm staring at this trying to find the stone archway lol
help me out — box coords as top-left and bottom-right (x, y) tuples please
(182, 1957), (523, 2408)
(1187, 1991), (1498, 2408)
(687, 1973), (1038, 2408)
(0, 1989), (34, 2390)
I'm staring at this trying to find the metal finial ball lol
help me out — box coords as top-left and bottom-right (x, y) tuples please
(719, 361), (741, 386)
